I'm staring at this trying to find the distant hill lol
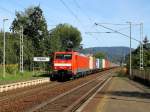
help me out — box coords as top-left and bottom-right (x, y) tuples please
(81, 46), (134, 63)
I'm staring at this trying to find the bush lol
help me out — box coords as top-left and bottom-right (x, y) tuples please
(0, 66), (3, 75)
(6, 64), (18, 74)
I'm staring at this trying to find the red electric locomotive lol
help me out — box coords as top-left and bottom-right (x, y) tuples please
(51, 51), (89, 80)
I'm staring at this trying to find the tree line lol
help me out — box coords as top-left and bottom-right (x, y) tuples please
(126, 36), (150, 69)
(0, 6), (82, 71)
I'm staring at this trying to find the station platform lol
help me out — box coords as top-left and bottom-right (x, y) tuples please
(78, 76), (150, 112)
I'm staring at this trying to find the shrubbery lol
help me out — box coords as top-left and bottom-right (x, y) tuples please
(0, 64), (18, 75)
(6, 64), (18, 74)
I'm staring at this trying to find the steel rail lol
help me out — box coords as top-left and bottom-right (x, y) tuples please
(27, 72), (112, 112)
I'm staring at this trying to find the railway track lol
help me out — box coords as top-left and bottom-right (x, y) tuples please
(27, 72), (112, 112)
(0, 69), (118, 112)
(0, 81), (59, 102)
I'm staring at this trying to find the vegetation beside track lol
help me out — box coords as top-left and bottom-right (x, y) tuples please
(0, 5), (83, 85)
(126, 37), (150, 69)
(0, 70), (49, 85)
(115, 67), (127, 77)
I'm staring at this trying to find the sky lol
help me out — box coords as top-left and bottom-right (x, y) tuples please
(0, 0), (150, 48)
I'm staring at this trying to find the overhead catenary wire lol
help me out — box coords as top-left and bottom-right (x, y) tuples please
(97, 22), (141, 33)
(73, 0), (93, 22)
(94, 22), (142, 45)
(96, 22), (140, 26)
(85, 27), (130, 34)
(95, 23), (140, 43)
(59, 0), (81, 23)
(73, 0), (130, 42)
(73, 0), (98, 31)
(73, 0), (102, 41)
(0, 6), (14, 15)
(117, 27), (130, 32)
(59, 0), (89, 37)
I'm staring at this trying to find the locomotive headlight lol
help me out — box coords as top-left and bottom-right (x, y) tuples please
(54, 66), (57, 69)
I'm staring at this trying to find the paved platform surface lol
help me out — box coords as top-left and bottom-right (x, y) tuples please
(78, 76), (150, 112)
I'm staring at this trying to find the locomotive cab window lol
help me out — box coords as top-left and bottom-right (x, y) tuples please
(55, 54), (72, 60)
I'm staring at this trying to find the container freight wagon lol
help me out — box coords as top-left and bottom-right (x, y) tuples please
(105, 59), (111, 69)
(88, 55), (96, 72)
(51, 51), (89, 80)
(96, 59), (100, 69)
(89, 56), (96, 69)
(96, 58), (110, 70)
(96, 58), (103, 69)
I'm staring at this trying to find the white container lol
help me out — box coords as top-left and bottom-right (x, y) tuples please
(96, 58), (100, 69)
(102, 59), (106, 69)
(89, 56), (94, 69)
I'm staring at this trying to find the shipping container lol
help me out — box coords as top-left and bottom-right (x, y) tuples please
(93, 57), (96, 69)
(105, 60), (110, 69)
(89, 56), (94, 70)
(96, 58), (100, 69)
(102, 59), (106, 69)
(76, 53), (89, 74)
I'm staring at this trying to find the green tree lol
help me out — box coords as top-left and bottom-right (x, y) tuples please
(0, 32), (34, 70)
(126, 41), (150, 68)
(0, 32), (18, 64)
(10, 6), (49, 56)
(94, 52), (106, 59)
(49, 24), (82, 52)
(143, 36), (149, 44)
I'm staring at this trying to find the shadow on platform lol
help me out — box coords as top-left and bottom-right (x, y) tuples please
(101, 91), (150, 99)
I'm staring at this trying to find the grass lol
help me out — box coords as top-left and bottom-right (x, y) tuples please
(0, 71), (50, 85)
(115, 68), (128, 78)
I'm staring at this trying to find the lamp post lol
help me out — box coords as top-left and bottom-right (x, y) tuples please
(3, 18), (8, 78)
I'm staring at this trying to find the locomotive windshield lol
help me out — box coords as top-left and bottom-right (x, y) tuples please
(55, 54), (72, 60)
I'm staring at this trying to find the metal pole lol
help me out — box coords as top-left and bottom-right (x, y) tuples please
(129, 22), (132, 78)
(3, 20), (5, 78)
(140, 23), (144, 70)
(140, 41), (142, 68)
(3, 19), (8, 78)
(20, 28), (21, 72)
(94, 22), (142, 74)
(140, 24), (142, 69)
(139, 23), (144, 70)
(20, 26), (24, 73)
(22, 26), (24, 72)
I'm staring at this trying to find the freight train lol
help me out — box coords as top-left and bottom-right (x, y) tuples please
(50, 51), (117, 80)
